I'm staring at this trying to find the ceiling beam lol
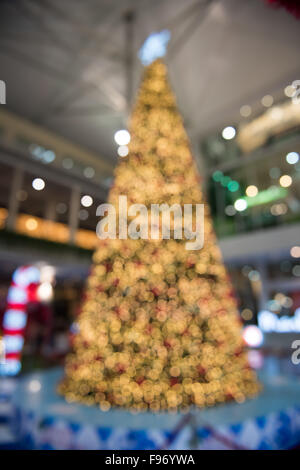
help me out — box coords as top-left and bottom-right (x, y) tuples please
(34, 2), (130, 122)
(54, 107), (121, 118)
(9, 0), (75, 54)
(167, 0), (214, 59)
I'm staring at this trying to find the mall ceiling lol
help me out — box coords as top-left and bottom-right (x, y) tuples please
(0, 0), (300, 165)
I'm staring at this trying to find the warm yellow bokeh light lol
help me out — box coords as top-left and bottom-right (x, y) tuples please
(241, 309), (253, 321)
(279, 175), (292, 188)
(59, 59), (260, 411)
(290, 246), (300, 258)
(25, 218), (38, 231)
(245, 185), (258, 197)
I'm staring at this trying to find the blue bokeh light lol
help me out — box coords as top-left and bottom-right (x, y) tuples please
(139, 30), (171, 65)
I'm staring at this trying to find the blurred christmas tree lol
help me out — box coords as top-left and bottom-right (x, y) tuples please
(59, 60), (260, 412)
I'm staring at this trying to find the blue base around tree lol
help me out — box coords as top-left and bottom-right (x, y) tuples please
(10, 367), (300, 450)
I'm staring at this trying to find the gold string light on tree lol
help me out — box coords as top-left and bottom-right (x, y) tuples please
(58, 59), (260, 412)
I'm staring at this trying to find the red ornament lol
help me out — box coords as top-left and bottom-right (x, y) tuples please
(136, 376), (145, 385)
(151, 287), (160, 297)
(197, 365), (206, 376)
(170, 377), (179, 387)
(116, 363), (125, 373)
(234, 348), (243, 357)
(145, 325), (153, 335)
(105, 262), (113, 273)
(186, 259), (195, 268)
(226, 392), (234, 401)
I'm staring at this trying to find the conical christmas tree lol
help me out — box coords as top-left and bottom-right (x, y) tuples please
(59, 60), (260, 412)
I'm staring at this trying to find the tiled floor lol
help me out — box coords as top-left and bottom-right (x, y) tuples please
(10, 368), (300, 450)
(0, 378), (18, 449)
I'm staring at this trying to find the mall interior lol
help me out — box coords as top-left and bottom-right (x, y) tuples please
(0, 0), (300, 451)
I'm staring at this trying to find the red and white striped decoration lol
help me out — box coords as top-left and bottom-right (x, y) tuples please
(0, 266), (40, 375)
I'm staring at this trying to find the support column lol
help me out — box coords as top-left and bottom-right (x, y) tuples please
(68, 185), (80, 244)
(256, 262), (269, 312)
(190, 133), (207, 193)
(44, 200), (57, 222)
(124, 9), (135, 117)
(6, 166), (23, 231)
